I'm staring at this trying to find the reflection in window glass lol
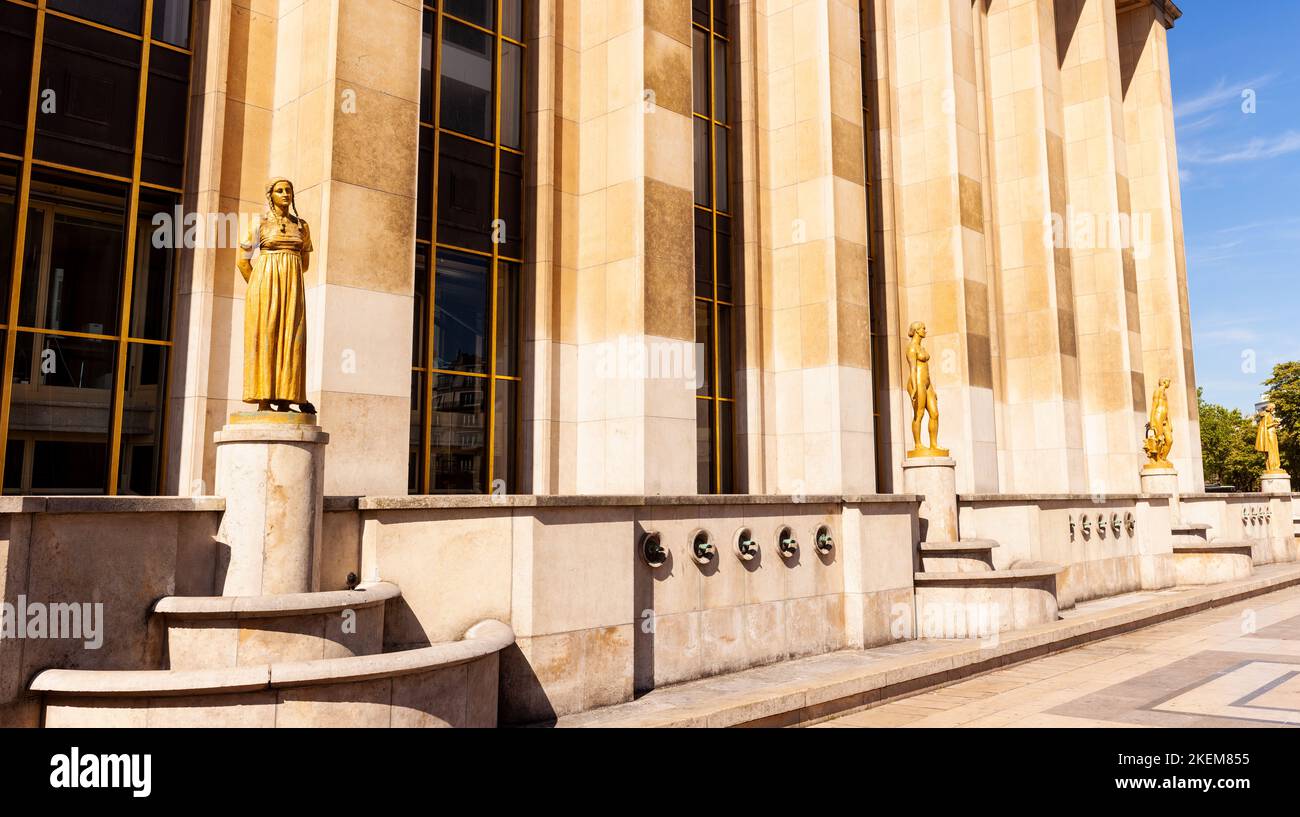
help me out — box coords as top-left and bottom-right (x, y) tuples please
(152, 0), (192, 48)
(440, 19), (494, 141)
(118, 343), (168, 494)
(433, 250), (490, 373)
(430, 373), (485, 493)
(142, 48), (191, 188)
(0, 4), (35, 156)
(501, 42), (523, 149)
(132, 192), (179, 341)
(48, 0), (143, 34)
(446, 0), (494, 28)
(437, 134), (494, 252)
(492, 379), (516, 492)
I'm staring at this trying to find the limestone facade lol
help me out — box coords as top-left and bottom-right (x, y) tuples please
(165, 0), (1202, 500)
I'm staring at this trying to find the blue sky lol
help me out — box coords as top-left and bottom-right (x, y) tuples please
(1169, 0), (1300, 414)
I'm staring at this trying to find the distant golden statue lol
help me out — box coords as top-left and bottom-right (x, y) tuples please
(1255, 402), (1284, 475)
(238, 178), (315, 414)
(1143, 377), (1174, 469)
(905, 321), (948, 458)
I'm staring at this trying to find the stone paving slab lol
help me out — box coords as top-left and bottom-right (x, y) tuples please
(555, 563), (1300, 728)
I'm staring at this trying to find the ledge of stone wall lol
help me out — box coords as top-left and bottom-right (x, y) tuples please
(959, 493), (1159, 503)
(342, 494), (922, 511)
(0, 496), (225, 514)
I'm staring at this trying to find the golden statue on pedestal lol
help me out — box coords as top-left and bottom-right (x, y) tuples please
(238, 178), (316, 415)
(1255, 402), (1285, 475)
(905, 321), (948, 458)
(1142, 377), (1174, 470)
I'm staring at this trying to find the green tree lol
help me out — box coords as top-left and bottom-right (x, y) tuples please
(1264, 361), (1300, 476)
(1198, 388), (1265, 490)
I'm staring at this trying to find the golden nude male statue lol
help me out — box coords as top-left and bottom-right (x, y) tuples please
(1256, 402), (1284, 475)
(1143, 377), (1174, 469)
(238, 178), (316, 414)
(905, 321), (948, 458)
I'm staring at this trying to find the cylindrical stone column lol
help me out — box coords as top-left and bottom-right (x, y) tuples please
(1260, 473), (1292, 495)
(902, 457), (959, 543)
(214, 414), (329, 596)
(1140, 466), (1181, 524)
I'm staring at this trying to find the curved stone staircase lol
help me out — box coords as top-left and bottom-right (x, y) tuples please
(914, 539), (1063, 635)
(30, 583), (513, 728)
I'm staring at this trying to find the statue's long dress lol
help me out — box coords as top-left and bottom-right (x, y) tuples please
(1257, 416), (1280, 469)
(241, 215), (311, 404)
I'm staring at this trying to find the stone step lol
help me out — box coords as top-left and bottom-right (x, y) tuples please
(30, 620), (513, 728)
(918, 539), (998, 573)
(154, 582), (400, 670)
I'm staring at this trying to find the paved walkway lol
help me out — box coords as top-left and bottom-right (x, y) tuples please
(820, 582), (1300, 728)
(557, 564), (1300, 727)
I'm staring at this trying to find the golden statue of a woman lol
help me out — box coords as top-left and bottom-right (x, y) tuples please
(238, 178), (315, 414)
(1255, 402), (1284, 475)
(905, 321), (947, 458)
(1142, 377), (1174, 469)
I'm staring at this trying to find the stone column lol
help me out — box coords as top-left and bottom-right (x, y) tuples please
(1057, 0), (1147, 493)
(902, 457), (959, 543)
(214, 413), (328, 596)
(1260, 473), (1292, 495)
(1117, 0), (1203, 492)
(750, 0), (876, 495)
(981, 0), (1087, 493)
(879, 0), (998, 493)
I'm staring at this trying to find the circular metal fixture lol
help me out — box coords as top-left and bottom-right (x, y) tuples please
(815, 525), (834, 555)
(777, 526), (798, 558)
(1111, 513), (1122, 538)
(1081, 515), (1092, 538)
(1125, 511), (1136, 537)
(1096, 512), (1108, 539)
(1069, 514), (1076, 541)
(640, 531), (667, 568)
(691, 530), (716, 564)
(735, 528), (758, 561)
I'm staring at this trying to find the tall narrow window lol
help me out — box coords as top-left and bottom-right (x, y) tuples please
(693, 0), (735, 494)
(411, 1), (525, 494)
(0, 0), (194, 495)
(861, 0), (891, 492)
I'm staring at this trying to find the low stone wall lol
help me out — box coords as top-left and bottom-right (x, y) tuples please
(957, 494), (1175, 606)
(1180, 493), (1298, 565)
(320, 495), (920, 725)
(0, 497), (224, 727)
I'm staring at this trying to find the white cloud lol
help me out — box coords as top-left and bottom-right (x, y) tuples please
(1180, 131), (1300, 165)
(1174, 74), (1276, 121)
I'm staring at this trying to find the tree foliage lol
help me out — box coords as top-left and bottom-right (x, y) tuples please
(1198, 388), (1265, 490)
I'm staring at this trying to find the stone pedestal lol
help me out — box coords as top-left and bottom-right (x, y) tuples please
(214, 413), (329, 596)
(902, 457), (958, 543)
(1260, 472), (1292, 495)
(1140, 466), (1180, 523)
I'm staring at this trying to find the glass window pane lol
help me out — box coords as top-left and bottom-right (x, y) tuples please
(446, 0), (494, 28)
(48, 0), (143, 34)
(498, 150), (524, 259)
(0, 3), (36, 156)
(692, 0), (710, 28)
(495, 261), (519, 376)
(152, 0), (191, 48)
(413, 244), (429, 366)
(142, 48), (191, 188)
(430, 373), (486, 493)
(416, 127), (433, 241)
(420, 10), (435, 124)
(131, 191), (178, 341)
(20, 171), (129, 335)
(693, 116), (710, 207)
(501, 41), (523, 150)
(118, 342), (167, 494)
(502, 0), (523, 40)
(409, 371), (424, 493)
(693, 208), (711, 294)
(0, 161), (17, 321)
(9, 331), (117, 494)
(692, 28), (708, 116)
(717, 305), (732, 399)
(715, 213), (732, 301)
(433, 249), (490, 373)
(718, 400), (734, 493)
(437, 133), (494, 252)
(36, 17), (141, 177)
(491, 378), (516, 492)
(714, 124), (729, 212)
(695, 300), (712, 397)
(440, 19), (494, 141)
(713, 38), (727, 124)
(696, 398), (712, 493)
